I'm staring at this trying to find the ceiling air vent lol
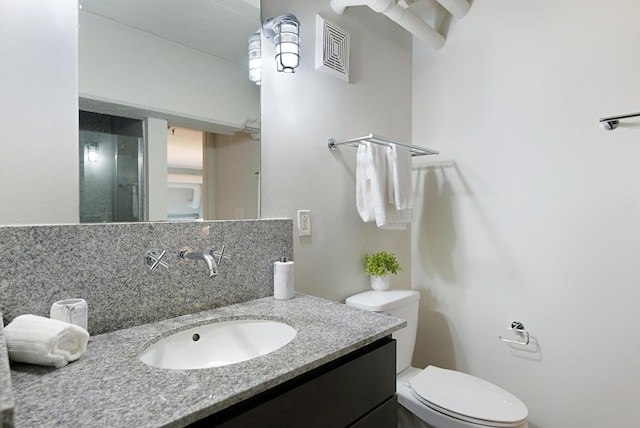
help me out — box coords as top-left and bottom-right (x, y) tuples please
(315, 15), (350, 82)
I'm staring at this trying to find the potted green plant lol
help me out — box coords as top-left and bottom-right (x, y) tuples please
(362, 251), (403, 291)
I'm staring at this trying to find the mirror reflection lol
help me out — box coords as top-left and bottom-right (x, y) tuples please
(79, 111), (144, 223)
(166, 126), (260, 221)
(78, 0), (261, 222)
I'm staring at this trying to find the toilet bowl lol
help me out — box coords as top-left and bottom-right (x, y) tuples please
(345, 290), (528, 428)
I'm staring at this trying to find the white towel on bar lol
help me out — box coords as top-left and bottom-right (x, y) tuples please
(387, 144), (414, 211)
(4, 314), (89, 368)
(356, 142), (381, 223)
(356, 142), (413, 229)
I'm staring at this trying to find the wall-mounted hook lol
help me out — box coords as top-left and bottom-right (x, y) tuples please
(498, 320), (530, 346)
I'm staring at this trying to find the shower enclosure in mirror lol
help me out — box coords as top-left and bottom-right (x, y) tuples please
(79, 111), (144, 223)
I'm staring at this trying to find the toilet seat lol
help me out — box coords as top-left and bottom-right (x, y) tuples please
(409, 366), (528, 428)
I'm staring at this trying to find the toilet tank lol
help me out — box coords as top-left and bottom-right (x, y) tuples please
(345, 290), (420, 374)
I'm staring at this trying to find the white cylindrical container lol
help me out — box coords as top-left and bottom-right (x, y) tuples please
(370, 274), (390, 291)
(274, 248), (294, 300)
(50, 298), (88, 331)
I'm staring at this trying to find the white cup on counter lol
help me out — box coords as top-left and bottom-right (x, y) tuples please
(50, 298), (88, 331)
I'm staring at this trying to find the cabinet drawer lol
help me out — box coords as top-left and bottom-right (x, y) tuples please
(351, 395), (397, 428)
(198, 337), (396, 428)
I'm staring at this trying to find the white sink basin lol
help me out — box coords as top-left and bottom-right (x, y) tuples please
(139, 319), (297, 370)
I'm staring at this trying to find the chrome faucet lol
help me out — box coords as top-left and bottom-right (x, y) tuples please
(178, 248), (218, 277)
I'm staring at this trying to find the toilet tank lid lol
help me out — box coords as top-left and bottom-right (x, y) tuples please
(345, 290), (420, 312)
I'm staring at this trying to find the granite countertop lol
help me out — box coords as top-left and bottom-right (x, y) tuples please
(7, 294), (405, 428)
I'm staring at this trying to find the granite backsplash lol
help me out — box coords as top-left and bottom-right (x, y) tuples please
(0, 219), (292, 335)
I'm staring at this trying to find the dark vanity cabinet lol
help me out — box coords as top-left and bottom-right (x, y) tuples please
(192, 337), (397, 428)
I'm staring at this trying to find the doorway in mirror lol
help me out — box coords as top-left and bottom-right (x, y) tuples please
(167, 126), (203, 221)
(168, 126), (260, 221)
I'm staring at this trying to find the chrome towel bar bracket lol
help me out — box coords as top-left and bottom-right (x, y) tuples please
(599, 112), (640, 130)
(498, 320), (530, 346)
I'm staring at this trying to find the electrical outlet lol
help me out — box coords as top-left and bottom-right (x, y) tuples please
(297, 210), (311, 236)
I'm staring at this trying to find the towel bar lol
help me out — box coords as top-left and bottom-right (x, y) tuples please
(328, 133), (439, 157)
(498, 320), (530, 346)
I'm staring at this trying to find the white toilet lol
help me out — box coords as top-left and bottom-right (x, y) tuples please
(345, 290), (528, 428)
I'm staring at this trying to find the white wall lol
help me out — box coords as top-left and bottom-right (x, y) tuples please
(412, 1), (640, 427)
(0, 0), (79, 224)
(261, 0), (414, 302)
(79, 12), (259, 135)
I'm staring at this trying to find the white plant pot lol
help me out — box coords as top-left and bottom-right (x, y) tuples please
(370, 275), (390, 291)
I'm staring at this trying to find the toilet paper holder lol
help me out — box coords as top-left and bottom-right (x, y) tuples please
(498, 320), (530, 346)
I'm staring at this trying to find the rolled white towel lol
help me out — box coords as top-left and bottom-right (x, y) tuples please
(4, 314), (89, 368)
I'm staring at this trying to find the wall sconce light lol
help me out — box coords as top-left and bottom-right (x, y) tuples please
(263, 13), (300, 73)
(87, 143), (99, 163)
(248, 30), (262, 85)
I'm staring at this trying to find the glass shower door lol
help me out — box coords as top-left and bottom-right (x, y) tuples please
(114, 135), (142, 222)
(79, 111), (144, 223)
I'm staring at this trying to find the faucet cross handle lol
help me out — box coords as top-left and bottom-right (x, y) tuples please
(145, 249), (169, 271)
(208, 245), (230, 266)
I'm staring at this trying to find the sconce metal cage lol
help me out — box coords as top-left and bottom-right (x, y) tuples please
(263, 13), (300, 73)
(248, 30), (262, 85)
(87, 143), (100, 163)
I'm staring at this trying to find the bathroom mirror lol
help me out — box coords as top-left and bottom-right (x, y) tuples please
(77, 0), (261, 222)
